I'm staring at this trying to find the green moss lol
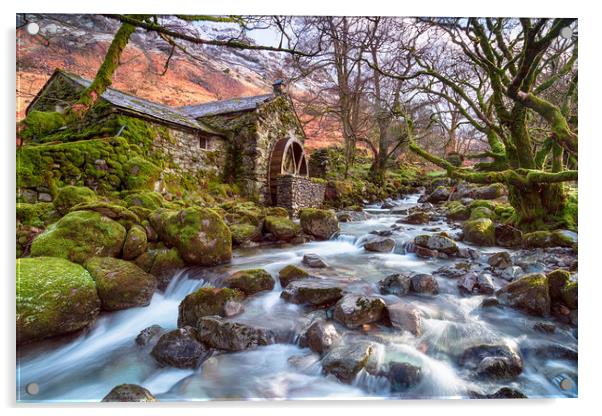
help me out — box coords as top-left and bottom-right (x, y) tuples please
(123, 156), (161, 191)
(53, 185), (98, 214)
(446, 201), (471, 221)
(230, 223), (260, 245)
(470, 206), (495, 220)
(225, 269), (275, 295)
(264, 207), (289, 218)
(16, 202), (54, 227)
(122, 224), (148, 260)
(30, 210), (126, 264)
(69, 201), (140, 229)
(561, 281), (578, 309)
(123, 191), (165, 211)
(16, 256), (100, 343)
(463, 218), (495, 246)
(264, 215), (301, 241)
(523, 230), (575, 248)
(177, 287), (244, 327)
(19, 110), (66, 141)
(278, 264), (310, 288)
(469, 200), (497, 211)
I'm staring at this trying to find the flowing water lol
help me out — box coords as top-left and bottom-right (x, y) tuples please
(17, 194), (578, 402)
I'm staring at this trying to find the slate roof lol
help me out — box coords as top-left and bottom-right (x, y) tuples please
(179, 94), (274, 118)
(58, 70), (203, 130)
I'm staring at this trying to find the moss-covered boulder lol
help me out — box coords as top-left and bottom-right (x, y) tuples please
(230, 223), (262, 245)
(135, 247), (185, 291)
(264, 215), (301, 241)
(495, 273), (550, 317)
(177, 287), (244, 327)
(17, 257), (100, 343)
(523, 230), (575, 249)
(333, 294), (386, 329)
(470, 206), (494, 220)
(561, 281), (578, 309)
(85, 257), (156, 311)
(53, 186), (97, 214)
(123, 156), (161, 191)
(122, 224), (148, 260)
(150, 207), (232, 266)
(546, 269), (571, 303)
(70, 201), (140, 229)
(224, 269), (275, 295)
(16, 202), (54, 227)
(472, 183), (506, 200)
(264, 207), (290, 217)
(30, 210), (127, 264)
(278, 264), (310, 288)
(123, 191), (165, 211)
(299, 208), (340, 240)
(446, 202), (470, 221)
(463, 218), (495, 246)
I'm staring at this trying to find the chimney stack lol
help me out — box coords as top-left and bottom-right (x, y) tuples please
(272, 79), (284, 96)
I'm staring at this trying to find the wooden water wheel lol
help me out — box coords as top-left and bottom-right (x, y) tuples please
(268, 138), (309, 204)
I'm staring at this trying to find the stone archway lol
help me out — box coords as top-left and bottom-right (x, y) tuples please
(268, 137), (309, 204)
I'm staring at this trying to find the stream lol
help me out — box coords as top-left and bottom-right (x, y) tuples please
(16, 193), (578, 402)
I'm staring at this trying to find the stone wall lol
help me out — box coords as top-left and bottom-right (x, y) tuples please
(276, 174), (326, 215)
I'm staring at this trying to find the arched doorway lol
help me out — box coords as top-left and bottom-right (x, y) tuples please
(268, 138), (309, 204)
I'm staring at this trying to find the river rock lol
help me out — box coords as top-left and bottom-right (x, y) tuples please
(495, 224), (523, 248)
(278, 264), (310, 288)
(102, 384), (157, 402)
(472, 183), (506, 200)
(456, 246), (481, 260)
(533, 322), (556, 334)
(150, 207), (232, 265)
(500, 266), (523, 282)
(387, 362), (423, 392)
(302, 253), (328, 268)
(458, 344), (523, 380)
(387, 303), (422, 336)
(135, 325), (166, 346)
(414, 234), (458, 254)
(414, 245), (438, 258)
(523, 230), (574, 248)
(425, 186), (450, 203)
(410, 274), (439, 295)
(333, 295), (386, 329)
(85, 257), (157, 311)
(488, 252), (512, 269)
(122, 224), (148, 260)
(495, 273), (551, 317)
(364, 237), (396, 253)
(378, 273), (412, 296)
(546, 269), (571, 303)
(381, 200), (395, 209)
(224, 268), (275, 295)
(463, 218), (495, 246)
(263, 215), (301, 242)
(196, 316), (275, 351)
(281, 279), (344, 306)
(403, 211), (430, 225)
(470, 387), (527, 399)
(30, 210), (126, 264)
(151, 326), (212, 369)
(146, 248), (186, 291)
(322, 342), (375, 383)
(178, 287), (245, 327)
(298, 319), (341, 354)
(16, 257), (101, 344)
(299, 208), (340, 240)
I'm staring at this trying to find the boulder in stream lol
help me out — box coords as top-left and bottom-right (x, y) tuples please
(151, 326), (212, 369)
(196, 316), (276, 351)
(302, 253), (328, 268)
(135, 324), (166, 346)
(102, 384), (157, 402)
(378, 273), (412, 296)
(299, 208), (340, 240)
(364, 237), (396, 253)
(410, 274), (439, 295)
(488, 252), (512, 269)
(463, 218), (495, 246)
(402, 211), (430, 225)
(278, 264), (310, 288)
(333, 294), (386, 329)
(458, 343), (523, 380)
(425, 186), (450, 204)
(495, 224), (523, 248)
(495, 273), (551, 317)
(281, 279), (344, 306)
(387, 302), (423, 336)
(387, 362), (423, 392)
(299, 319), (342, 354)
(224, 268), (275, 295)
(322, 342), (375, 383)
(178, 287), (245, 327)
(414, 233), (458, 255)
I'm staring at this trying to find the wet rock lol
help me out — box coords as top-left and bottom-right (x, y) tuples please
(447, 203), (471, 221)
(151, 326), (212, 369)
(337, 212), (352, 223)
(522, 343), (577, 361)
(230, 223), (262, 245)
(147, 248), (186, 291)
(472, 183), (506, 200)
(470, 387), (527, 399)
(322, 342), (374, 383)
(281, 279), (344, 306)
(410, 274), (439, 295)
(546, 269), (571, 303)
(415, 246), (438, 258)
(196, 316), (275, 351)
(561, 281), (578, 309)
(403, 211), (430, 225)
(333, 295), (386, 329)
(480, 297), (501, 308)
(533, 322), (556, 334)
(135, 325), (166, 346)
(302, 253), (328, 268)
(458, 344), (523, 380)
(178, 287), (245, 327)
(495, 224), (523, 248)
(85, 257), (157, 311)
(434, 262), (472, 279)
(263, 215), (301, 242)
(298, 319), (341, 354)
(414, 234), (458, 254)
(370, 229), (394, 237)
(390, 207), (409, 215)
(457, 272), (477, 293)
(488, 252), (512, 269)
(387, 362), (422, 392)
(456, 247), (481, 260)
(364, 237), (396, 253)
(102, 384), (157, 402)
(122, 224), (148, 260)
(224, 268), (275, 295)
(278, 264), (310, 288)
(387, 303), (422, 336)
(477, 273), (495, 294)
(378, 273), (411, 296)
(495, 273), (550, 317)
(425, 186), (450, 204)
(381, 201), (395, 209)
(523, 230), (575, 249)
(463, 218), (495, 246)
(299, 208), (340, 240)
(500, 266), (523, 282)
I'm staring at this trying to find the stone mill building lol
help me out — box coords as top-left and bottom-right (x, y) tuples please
(25, 69), (325, 211)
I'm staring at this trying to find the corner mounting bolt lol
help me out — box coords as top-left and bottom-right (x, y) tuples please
(26, 22), (39, 35)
